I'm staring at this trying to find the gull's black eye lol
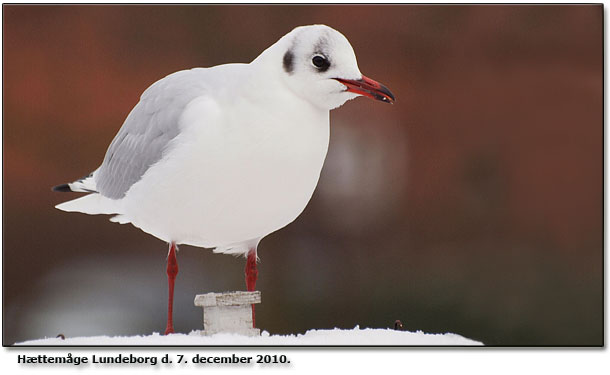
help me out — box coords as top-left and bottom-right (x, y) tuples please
(312, 55), (330, 71)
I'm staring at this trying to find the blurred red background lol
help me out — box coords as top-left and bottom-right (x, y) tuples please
(2, 4), (602, 345)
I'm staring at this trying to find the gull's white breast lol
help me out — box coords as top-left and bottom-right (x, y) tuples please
(120, 78), (330, 248)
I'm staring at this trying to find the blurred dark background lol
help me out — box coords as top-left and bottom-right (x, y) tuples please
(2, 5), (602, 346)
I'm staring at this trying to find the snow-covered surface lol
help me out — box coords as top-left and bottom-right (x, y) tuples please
(16, 327), (482, 346)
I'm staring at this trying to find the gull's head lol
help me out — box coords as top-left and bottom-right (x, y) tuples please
(257, 25), (395, 111)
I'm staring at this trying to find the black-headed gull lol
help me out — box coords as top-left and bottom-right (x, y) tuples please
(53, 24), (395, 334)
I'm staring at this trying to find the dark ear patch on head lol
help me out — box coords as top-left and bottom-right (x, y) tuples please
(283, 50), (294, 74)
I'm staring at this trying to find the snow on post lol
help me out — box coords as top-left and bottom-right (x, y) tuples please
(194, 291), (261, 336)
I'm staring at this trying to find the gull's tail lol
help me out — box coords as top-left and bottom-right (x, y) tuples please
(53, 169), (122, 216)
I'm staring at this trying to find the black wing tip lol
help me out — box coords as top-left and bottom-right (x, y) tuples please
(52, 184), (71, 192)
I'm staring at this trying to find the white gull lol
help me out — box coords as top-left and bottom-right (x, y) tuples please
(53, 24), (395, 334)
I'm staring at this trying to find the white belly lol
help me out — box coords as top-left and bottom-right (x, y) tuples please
(121, 96), (329, 248)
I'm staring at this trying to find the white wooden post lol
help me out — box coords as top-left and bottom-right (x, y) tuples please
(194, 291), (261, 336)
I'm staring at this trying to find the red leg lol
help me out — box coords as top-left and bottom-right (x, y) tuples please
(165, 242), (179, 335)
(245, 248), (258, 327)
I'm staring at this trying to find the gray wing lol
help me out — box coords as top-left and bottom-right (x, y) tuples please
(95, 69), (209, 199)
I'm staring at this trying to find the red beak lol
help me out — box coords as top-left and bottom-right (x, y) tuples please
(334, 75), (395, 104)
